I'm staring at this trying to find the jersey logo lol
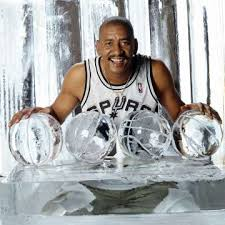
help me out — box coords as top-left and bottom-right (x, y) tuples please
(109, 96), (126, 119)
(138, 82), (143, 93)
(86, 97), (153, 119)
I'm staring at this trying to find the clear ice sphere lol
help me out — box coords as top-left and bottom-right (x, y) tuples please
(8, 113), (63, 166)
(65, 111), (117, 164)
(118, 110), (171, 160)
(172, 110), (223, 158)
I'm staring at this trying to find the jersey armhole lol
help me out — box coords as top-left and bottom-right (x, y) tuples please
(80, 60), (91, 107)
(146, 57), (159, 105)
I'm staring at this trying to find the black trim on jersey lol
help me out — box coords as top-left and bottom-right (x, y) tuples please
(146, 57), (159, 104)
(80, 59), (91, 107)
(95, 56), (140, 91)
(79, 60), (87, 104)
(96, 57), (125, 86)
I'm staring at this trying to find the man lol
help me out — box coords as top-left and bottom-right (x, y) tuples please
(9, 16), (221, 128)
(8, 16), (222, 214)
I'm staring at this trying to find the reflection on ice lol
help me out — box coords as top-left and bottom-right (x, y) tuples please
(1, 175), (225, 216)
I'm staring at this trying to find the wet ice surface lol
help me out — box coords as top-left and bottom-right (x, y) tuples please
(5, 156), (225, 183)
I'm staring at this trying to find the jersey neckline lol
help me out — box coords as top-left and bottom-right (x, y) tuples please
(95, 55), (141, 91)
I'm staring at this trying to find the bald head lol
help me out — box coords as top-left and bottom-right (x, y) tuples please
(99, 16), (134, 40)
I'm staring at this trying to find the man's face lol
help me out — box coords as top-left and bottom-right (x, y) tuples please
(96, 23), (137, 76)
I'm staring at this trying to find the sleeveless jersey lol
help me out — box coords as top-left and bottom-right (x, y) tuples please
(80, 54), (159, 128)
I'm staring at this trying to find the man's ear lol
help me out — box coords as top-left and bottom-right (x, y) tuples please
(134, 38), (138, 55)
(96, 40), (101, 56)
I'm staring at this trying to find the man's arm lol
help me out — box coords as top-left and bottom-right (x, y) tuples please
(9, 63), (86, 126)
(151, 59), (184, 121)
(49, 63), (85, 123)
(151, 59), (222, 123)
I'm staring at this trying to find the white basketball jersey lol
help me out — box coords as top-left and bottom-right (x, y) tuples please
(80, 54), (159, 128)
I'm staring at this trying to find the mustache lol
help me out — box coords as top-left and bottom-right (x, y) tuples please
(108, 54), (128, 60)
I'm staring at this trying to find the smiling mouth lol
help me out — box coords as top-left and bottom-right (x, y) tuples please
(109, 57), (127, 65)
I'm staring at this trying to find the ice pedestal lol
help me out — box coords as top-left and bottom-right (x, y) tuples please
(0, 156), (225, 217)
(1, 178), (225, 217)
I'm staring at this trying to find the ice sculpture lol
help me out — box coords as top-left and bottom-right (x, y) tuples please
(118, 110), (171, 160)
(172, 110), (223, 159)
(8, 113), (63, 166)
(65, 111), (117, 164)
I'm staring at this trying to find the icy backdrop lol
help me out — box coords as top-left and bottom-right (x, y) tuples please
(0, 0), (225, 175)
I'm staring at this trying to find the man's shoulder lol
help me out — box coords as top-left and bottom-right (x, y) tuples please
(64, 62), (86, 84)
(151, 58), (173, 87)
(136, 54), (163, 64)
(70, 62), (85, 71)
(149, 58), (169, 76)
(135, 54), (154, 67)
(135, 55), (167, 74)
(152, 59), (166, 69)
(72, 56), (99, 68)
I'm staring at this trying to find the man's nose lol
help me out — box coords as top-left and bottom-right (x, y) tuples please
(113, 42), (124, 55)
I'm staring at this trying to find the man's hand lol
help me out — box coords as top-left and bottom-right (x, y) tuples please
(180, 103), (222, 124)
(8, 107), (51, 127)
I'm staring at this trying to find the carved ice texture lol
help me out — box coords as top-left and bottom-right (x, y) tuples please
(118, 110), (171, 160)
(65, 111), (117, 164)
(172, 110), (223, 159)
(9, 113), (63, 166)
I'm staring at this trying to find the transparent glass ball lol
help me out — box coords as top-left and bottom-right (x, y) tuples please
(65, 111), (117, 164)
(118, 110), (171, 160)
(172, 110), (223, 158)
(9, 113), (63, 166)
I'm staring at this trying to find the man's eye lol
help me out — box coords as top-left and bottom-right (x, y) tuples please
(121, 41), (130, 46)
(104, 42), (112, 47)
